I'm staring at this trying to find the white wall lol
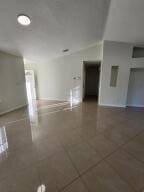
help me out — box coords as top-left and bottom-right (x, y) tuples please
(36, 44), (103, 102)
(99, 41), (144, 107)
(127, 68), (144, 107)
(0, 52), (27, 114)
(99, 41), (133, 107)
(26, 41), (144, 107)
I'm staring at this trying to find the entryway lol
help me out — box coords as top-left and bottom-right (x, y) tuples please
(83, 62), (101, 102)
(25, 70), (37, 118)
(127, 68), (144, 107)
(25, 70), (36, 103)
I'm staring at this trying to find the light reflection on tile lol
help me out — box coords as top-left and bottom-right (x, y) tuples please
(37, 184), (46, 192)
(0, 100), (144, 192)
(0, 127), (8, 154)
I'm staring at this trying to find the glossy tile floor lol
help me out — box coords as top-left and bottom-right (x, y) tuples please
(0, 100), (144, 192)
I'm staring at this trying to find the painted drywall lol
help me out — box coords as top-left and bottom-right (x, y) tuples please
(36, 44), (103, 102)
(26, 41), (144, 107)
(0, 52), (27, 114)
(99, 41), (133, 107)
(127, 68), (144, 107)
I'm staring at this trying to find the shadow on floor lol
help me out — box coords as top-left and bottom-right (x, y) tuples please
(83, 95), (98, 102)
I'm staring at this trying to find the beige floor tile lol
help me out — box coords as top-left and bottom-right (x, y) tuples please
(103, 127), (130, 146)
(68, 142), (102, 174)
(95, 121), (113, 133)
(0, 166), (40, 192)
(0, 146), (37, 180)
(0, 100), (144, 192)
(62, 179), (88, 192)
(123, 132), (144, 162)
(77, 123), (100, 140)
(87, 134), (118, 158)
(5, 125), (33, 151)
(38, 183), (58, 192)
(37, 151), (78, 191)
(117, 120), (144, 138)
(57, 129), (84, 150)
(0, 178), (12, 192)
(33, 135), (64, 161)
(5, 119), (31, 136)
(0, 107), (28, 126)
(82, 161), (135, 192)
(106, 149), (144, 191)
(30, 123), (57, 141)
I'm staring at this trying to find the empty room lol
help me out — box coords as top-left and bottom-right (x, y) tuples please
(0, 0), (144, 192)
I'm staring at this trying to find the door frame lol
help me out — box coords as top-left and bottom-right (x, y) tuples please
(83, 61), (101, 102)
(126, 67), (144, 107)
(25, 70), (37, 100)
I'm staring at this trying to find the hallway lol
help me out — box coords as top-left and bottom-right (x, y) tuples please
(0, 101), (144, 192)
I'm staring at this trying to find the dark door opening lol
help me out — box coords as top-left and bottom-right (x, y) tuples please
(83, 62), (100, 101)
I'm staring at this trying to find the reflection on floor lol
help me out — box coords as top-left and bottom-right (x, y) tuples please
(0, 100), (144, 192)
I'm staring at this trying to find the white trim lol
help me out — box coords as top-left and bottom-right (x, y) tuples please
(0, 104), (27, 115)
(99, 103), (126, 108)
(127, 104), (144, 108)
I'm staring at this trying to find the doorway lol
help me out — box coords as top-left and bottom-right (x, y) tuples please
(25, 70), (37, 118)
(25, 70), (36, 103)
(127, 68), (144, 107)
(83, 62), (100, 101)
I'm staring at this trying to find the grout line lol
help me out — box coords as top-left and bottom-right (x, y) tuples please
(1, 125), (142, 192)
(1, 105), (79, 126)
(97, 128), (144, 163)
(122, 147), (144, 165)
(102, 129), (144, 192)
(58, 120), (144, 191)
(78, 134), (139, 192)
(100, 126), (144, 151)
(58, 176), (81, 192)
(105, 159), (137, 192)
(73, 128), (144, 192)
(1, 103), (144, 191)
(57, 140), (91, 192)
(58, 144), (85, 191)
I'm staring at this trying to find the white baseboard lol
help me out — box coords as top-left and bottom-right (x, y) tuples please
(0, 104), (28, 116)
(99, 103), (126, 108)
